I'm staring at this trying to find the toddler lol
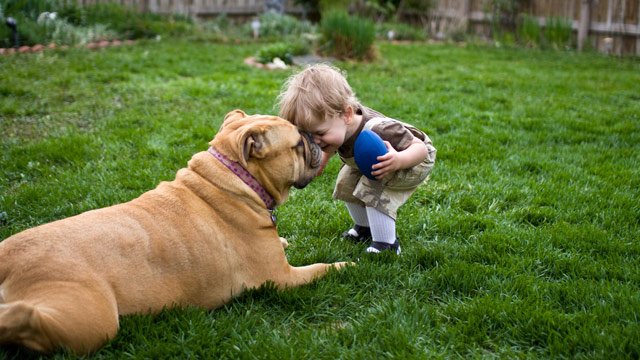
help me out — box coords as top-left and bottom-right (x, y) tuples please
(278, 64), (436, 254)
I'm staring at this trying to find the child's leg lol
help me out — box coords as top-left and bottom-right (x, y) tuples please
(343, 202), (372, 242)
(345, 202), (369, 227)
(365, 207), (395, 244)
(365, 207), (401, 254)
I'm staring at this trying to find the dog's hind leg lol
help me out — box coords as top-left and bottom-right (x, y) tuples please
(0, 282), (119, 355)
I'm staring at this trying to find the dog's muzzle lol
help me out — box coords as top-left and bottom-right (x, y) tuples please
(293, 131), (322, 189)
(301, 131), (322, 169)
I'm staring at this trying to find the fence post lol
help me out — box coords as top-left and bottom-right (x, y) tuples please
(463, 0), (472, 32)
(578, 0), (593, 51)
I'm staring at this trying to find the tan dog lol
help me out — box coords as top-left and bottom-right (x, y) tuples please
(0, 110), (348, 354)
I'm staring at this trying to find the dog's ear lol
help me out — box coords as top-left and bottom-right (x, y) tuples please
(241, 129), (269, 165)
(221, 109), (247, 129)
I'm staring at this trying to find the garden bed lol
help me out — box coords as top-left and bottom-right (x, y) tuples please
(0, 39), (135, 56)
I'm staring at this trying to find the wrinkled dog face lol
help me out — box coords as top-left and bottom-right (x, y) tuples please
(211, 110), (323, 205)
(293, 130), (322, 188)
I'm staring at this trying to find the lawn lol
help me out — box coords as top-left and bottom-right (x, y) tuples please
(1, 39), (639, 359)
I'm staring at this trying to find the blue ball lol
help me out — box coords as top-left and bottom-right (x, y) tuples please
(354, 129), (388, 180)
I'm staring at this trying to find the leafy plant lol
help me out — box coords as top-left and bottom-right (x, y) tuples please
(66, 3), (192, 39)
(293, 0), (320, 15)
(319, 0), (350, 13)
(486, 0), (530, 41)
(0, 0), (52, 46)
(518, 14), (541, 47)
(319, 10), (376, 60)
(0, 14), (40, 47)
(544, 16), (572, 50)
(448, 27), (468, 42)
(351, 0), (396, 22)
(376, 21), (426, 41)
(206, 13), (232, 32)
(396, 0), (435, 14)
(255, 41), (309, 65)
(1, 0), (58, 19)
(0, 1), (193, 47)
(250, 11), (314, 40)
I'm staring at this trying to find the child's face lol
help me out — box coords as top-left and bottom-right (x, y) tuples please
(304, 114), (348, 154)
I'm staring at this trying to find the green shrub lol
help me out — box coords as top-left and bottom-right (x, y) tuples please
(487, 0), (523, 32)
(544, 16), (572, 50)
(400, 0), (435, 13)
(205, 13), (232, 33)
(6, 15), (49, 46)
(0, 27), (8, 48)
(53, 21), (117, 45)
(518, 14), (541, 47)
(319, 10), (376, 61)
(0, 1), (193, 46)
(319, 0), (350, 13)
(355, 0), (397, 22)
(1, 0), (58, 19)
(70, 3), (192, 39)
(255, 41), (310, 65)
(0, 0), (55, 46)
(495, 31), (516, 48)
(0, 12), (112, 47)
(251, 11), (314, 40)
(194, 13), (274, 44)
(376, 22), (426, 41)
(192, 14), (244, 43)
(448, 27), (468, 42)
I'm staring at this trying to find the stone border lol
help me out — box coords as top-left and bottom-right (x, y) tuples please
(0, 39), (136, 56)
(243, 56), (288, 70)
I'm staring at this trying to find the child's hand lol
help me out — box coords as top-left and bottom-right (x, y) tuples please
(371, 138), (429, 179)
(371, 141), (402, 179)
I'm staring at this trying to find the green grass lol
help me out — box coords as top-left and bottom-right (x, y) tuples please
(1, 40), (639, 359)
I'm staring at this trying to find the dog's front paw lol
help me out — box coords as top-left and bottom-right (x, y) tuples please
(279, 237), (289, 249)
(333, 261), (355, 270)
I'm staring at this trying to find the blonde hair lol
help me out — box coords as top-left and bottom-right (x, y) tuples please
(277, 63), (360, 131)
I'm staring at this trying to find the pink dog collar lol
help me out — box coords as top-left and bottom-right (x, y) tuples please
(208, 147), (276, 210)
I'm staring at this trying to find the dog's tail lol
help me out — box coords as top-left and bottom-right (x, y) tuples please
(0, 251), (41, 350)
(0, 246), (56, 352)
(0, 280), (121, 354)
(0, 301), (54, 352)
(0, 298), (116, 354)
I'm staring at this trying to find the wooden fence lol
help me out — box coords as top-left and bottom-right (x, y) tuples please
(77, 0), (640, 55)
(430, 0), (640, 55)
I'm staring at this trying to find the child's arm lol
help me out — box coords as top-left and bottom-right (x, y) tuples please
(371, 137), (428, 179)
